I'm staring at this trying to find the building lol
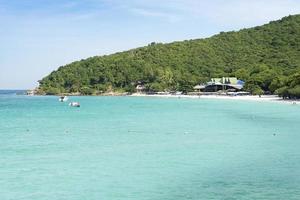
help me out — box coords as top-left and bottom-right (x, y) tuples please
(136, 85), (145, 93)
(195, 77), (245, 93)
(211, 77), (238, 84)
(193, 85), (206, 92)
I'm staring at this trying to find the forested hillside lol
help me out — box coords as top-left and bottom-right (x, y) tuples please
(38, 15), (300, 98)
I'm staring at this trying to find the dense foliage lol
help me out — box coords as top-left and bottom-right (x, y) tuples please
(39, 15), (300, 98)
(274, 73), (300, 99)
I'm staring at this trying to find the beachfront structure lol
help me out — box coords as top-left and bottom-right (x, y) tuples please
(136, 85), (145, 93)
(203, 83), (243, 92)
(195, 77), (245, 92)
(193, 85), (206, 92)
(210, 77), (239, 85)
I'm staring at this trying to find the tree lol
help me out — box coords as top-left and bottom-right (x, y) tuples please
(45, 87), (61, 95)
(37, 15), (300, 98)
(80, 87), (95, 95)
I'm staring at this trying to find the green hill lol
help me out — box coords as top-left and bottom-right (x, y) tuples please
(38, 14), (300, 98)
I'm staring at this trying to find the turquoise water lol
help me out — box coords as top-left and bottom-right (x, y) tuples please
(1, 93), (300, 200)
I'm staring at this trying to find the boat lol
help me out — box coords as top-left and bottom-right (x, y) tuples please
(59, 96), (68, 102)
(69, 102), (80, 107)
(26, 90), (35, 96)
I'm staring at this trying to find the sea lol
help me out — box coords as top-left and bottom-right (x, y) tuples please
(0, 90), (300, 200)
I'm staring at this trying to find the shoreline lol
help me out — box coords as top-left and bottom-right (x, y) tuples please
(130, 93), (299, 104)
(26, 92), (299, 105)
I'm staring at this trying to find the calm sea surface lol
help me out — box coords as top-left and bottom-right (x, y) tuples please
(1, 91), (300, 200)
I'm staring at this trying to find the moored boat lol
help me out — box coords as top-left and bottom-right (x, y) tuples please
(69, 102), (80, 107)
(59, 96), (68, 102)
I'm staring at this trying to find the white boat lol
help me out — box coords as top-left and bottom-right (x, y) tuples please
(59, 96), (68, 102)
(69, 102), (80, 107)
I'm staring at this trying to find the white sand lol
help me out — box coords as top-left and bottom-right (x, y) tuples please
(130, 93), (299, 104)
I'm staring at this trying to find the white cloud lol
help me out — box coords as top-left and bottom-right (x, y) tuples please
(110, 0), (300, 26)
(4, 0), (298, 27)
(129, 7), (182, 22)
(197, 0), (300, 26)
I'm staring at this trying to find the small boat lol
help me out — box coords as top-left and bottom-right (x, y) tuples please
(69, 102), (80, 107)
(59, 96), (68, 102)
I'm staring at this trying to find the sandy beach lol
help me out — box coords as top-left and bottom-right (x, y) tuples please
(131, 93), (299, 104)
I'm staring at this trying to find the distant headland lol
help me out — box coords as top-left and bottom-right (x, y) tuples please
(36, 15), (300, 100)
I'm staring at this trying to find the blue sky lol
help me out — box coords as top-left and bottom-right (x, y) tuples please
(1, 0), (300, 89)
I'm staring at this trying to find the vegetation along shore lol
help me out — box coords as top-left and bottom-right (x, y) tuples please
(37, 15), (300, 99)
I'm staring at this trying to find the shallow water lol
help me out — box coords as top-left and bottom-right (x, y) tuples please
(1, 94), (300, 200)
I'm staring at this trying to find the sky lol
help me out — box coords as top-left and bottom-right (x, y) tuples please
(1, 0), (300, 89)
